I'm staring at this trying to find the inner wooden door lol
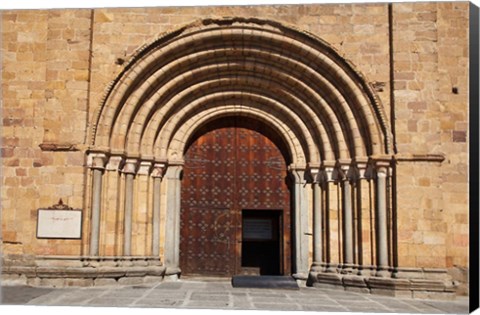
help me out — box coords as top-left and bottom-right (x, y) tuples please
(180, 118), (291, 277)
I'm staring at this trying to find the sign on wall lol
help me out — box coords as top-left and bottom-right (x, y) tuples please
(36, 199), (82, 239)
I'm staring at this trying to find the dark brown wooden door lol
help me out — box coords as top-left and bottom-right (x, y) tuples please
(180, 118), (291, 276)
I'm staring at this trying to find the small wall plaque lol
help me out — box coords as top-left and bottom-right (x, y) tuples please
(36, 199), (82, 239)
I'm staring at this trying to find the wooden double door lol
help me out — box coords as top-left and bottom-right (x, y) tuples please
(180, 118), (291, 277)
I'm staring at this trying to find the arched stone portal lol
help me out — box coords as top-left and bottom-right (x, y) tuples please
(87, 17), (395, 284)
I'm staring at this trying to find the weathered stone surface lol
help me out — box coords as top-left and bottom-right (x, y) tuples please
(342, 274), (368, 288)
(117, 276), (145, 285)
(95, 267), (126, 278)
(93, 278), (118, 286)
(145, 266), (166, 277)
(315, 272), (343, 286)
(410, 279), (449, 292)
(143, 276), (164, 284)
(413, 290), (456, 300)
(64, 278), (94, 287)
(367, 277), (411, 291)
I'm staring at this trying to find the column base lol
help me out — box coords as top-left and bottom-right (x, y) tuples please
(310, 261), (325, 272)
(375, 266), (391, 278)
(339, 263), (356, 274)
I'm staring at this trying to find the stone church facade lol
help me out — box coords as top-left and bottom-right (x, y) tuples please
(1, 2), (471, 298)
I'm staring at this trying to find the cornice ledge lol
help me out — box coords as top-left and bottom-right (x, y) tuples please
(394, 154), (446, 163)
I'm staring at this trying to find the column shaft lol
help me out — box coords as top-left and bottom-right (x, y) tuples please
(313, 183), (323, 263)
(152, 176), (162, 256)
(342, 179), (354, 264)
(90, 168), (103, 256)
(164, 166), (182, 270)
(292, 169), (309, 276)
(124, 173), (134, 256)
(376, 167), (389, 270)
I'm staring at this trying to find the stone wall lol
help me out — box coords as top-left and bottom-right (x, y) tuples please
(2, 10), (87, 257)
(1, 2), (470, 286)
(392, 2), (469, 271)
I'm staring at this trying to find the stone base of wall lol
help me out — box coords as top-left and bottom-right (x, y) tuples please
(308, 264), (457, 300)
(1, 255), (169, 287)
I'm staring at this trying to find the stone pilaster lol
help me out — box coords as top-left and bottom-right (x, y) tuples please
(374, 159), (391, 277)
(320, 160), (336, 273)
(122, 159), (138, 256)
(289, 166), (309, 280)
(354, 158), (369, 275)
(310, 167), (323, 270)
(339, 161), (354, 272)
(164, 164), (183, 278)
(88, 153), (107, 256)
(151, 163), (167, 257)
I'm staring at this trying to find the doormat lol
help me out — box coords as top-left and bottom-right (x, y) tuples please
(231, 275), (299, 290)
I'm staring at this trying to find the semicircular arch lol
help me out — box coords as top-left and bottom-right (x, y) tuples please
(90, 17), (392, 165)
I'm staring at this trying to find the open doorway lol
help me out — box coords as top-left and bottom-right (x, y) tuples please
(241, 210), (283, 275)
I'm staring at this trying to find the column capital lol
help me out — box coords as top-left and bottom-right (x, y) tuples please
(122, 158), (139, 174)
(137, 161), (153, 175)
(320, 160), (336, 183)
(88, 153), (107, 170)
(334, 159), (353, 182)
(165, 164), (183, 180)
(370, 156), (393, 168)
(372, 160), (391, 175)
(353, 157), (369, 180)
(105, 155), (124, 171)
(307, 163), (321, 183)
(151, 163), (167, 178)
(288, 166), (307, 184)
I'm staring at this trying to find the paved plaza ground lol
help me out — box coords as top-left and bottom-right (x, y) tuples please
(0, 278), (470, 314)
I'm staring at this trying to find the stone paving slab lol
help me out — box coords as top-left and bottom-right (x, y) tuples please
(1, 279), (470, 314)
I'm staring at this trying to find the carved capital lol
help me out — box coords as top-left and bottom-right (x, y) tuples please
(308, 164), (321, 183)
(122, 159), (139, 174)
(288, 165), (307, 184)
(88, 153), (107, 170)
(137, 161), (153, 175)
(105, 156), (124, 171)
(151, 163), (167, 178)
(331, 159), (350, 182)
(320, 160), (336, 183)
(373, 159), (391, 175)
(354, 157), (369, 180)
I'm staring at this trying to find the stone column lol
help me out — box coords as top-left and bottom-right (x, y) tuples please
(151, 163), (166, 257)
(354, 158), (368, 274)
(375, 160), (390, 277)
(311, 168), (323, 268)
(340, 163), (354, 269)
(321, 162), (335, 273)
(164, 165), (183, 276)
(89, 154), (107, 256)
(122, 159), (138, 256)
(290, 167), (309, 279)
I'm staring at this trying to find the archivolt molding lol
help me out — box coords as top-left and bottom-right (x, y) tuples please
(166, 105), (307, 167)
(90, 17), (392, 167)
(152, 92), (317, 162)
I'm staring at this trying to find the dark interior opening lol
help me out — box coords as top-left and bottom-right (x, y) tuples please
(241, 209), (282, 275)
